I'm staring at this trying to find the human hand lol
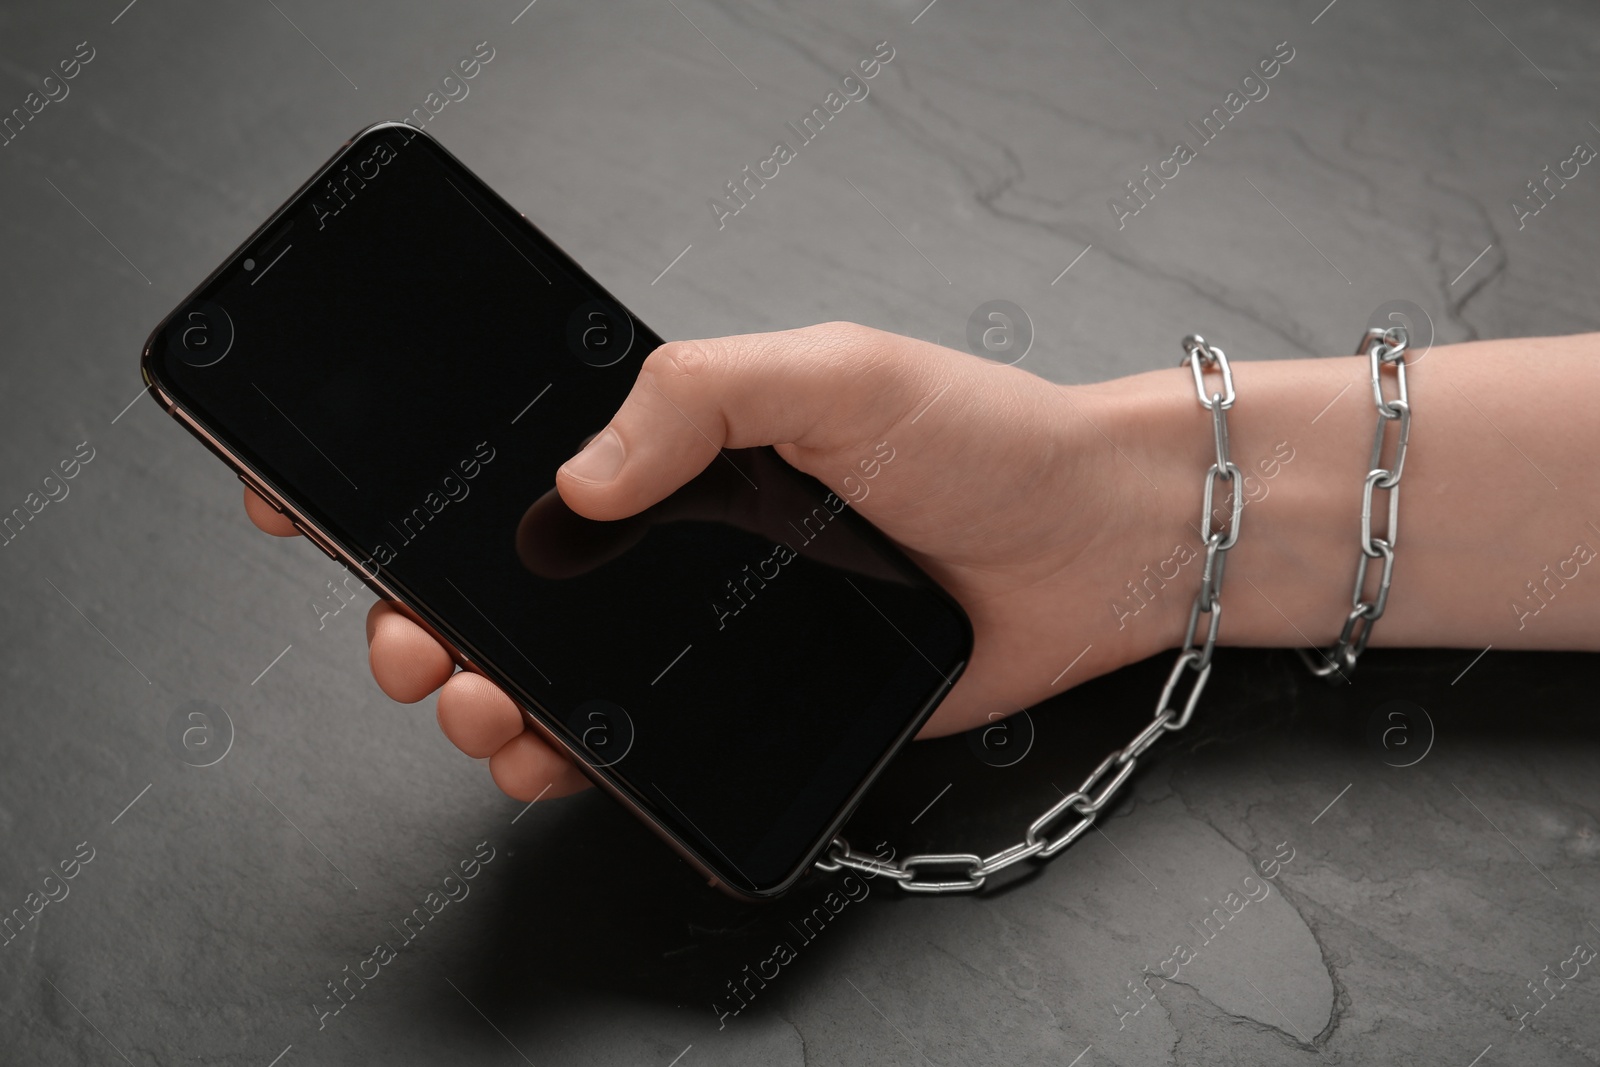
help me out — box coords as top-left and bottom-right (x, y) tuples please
(244, 322), (1193, 801)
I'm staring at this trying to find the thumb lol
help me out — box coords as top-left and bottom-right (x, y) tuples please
(555, 321), (938, 521)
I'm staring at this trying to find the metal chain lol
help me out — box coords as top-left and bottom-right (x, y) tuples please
(1297, 325), (1411, 679)
(816, 335), (1245, 893)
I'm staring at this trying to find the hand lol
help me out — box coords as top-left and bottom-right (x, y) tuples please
(244, 322), (1186, 802)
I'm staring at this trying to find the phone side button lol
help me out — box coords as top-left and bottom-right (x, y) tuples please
(292, 520), (340, 561)
(238, 472), (285, 513)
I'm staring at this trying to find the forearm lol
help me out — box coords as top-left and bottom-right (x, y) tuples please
(1082, 333), (1600, 656)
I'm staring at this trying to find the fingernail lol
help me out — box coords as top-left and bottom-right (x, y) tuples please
(562, 427), (625, 484)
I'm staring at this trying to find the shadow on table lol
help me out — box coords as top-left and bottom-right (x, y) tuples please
(450, 645), (1599, 1022)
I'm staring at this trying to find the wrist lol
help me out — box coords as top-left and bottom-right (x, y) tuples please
(1047, 330), (1600, 687)
(1073, 352), (1368, 658)
(1053, 372), (1214, 670)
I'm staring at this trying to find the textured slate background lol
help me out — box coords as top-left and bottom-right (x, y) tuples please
(1, 0), (1597, 1064)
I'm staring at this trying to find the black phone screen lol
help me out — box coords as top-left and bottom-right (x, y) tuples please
(145, 124), (971, 896)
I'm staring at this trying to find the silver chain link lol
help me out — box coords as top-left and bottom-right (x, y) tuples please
(1297, 325), (1411, 679)
(816, 335), (1245, 893)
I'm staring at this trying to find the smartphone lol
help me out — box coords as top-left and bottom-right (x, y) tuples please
(140, 122), (972, 900)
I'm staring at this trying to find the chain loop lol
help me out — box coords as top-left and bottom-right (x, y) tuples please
(1080, 755), (1139, 815)
(1299, 325), (1413, 678)
(975, 839), (1047, 876)
(1156, 647), (1212, 729)
(1183, 333), (1235, 409)
(1360, 470), (1400, 557)
(1368, 328), (1409, 415)
(1352, 540), (1396, 620)
(898, 854), (985, 894)
(1197, 535), (1228, 612)
(1120, 712), (1175, 765)
(1180, 596), (1223, 671)
(1036, 812), (1096, 859)
(1375, 400), (1411, 486)
(1202, 462), (1244, 551)
(818, 335), (1244, 892)
(1025, 790), (1089, 849)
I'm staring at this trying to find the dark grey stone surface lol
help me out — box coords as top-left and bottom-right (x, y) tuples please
(1, 0), (1597, 1063)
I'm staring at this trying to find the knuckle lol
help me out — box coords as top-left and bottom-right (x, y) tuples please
(645, 338), (716, 381)
(785, 321), (928, 424)
(799, 319), (879, 354)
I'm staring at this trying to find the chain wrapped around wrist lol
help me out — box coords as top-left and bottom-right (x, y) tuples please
(1297, 325), (1412, 679)
(816, 334), (1246, 893)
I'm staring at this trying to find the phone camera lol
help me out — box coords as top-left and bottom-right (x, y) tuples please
(167, 300), (235, 368)
(565, 698), (635, 767)
(566, 299), (635, 368)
